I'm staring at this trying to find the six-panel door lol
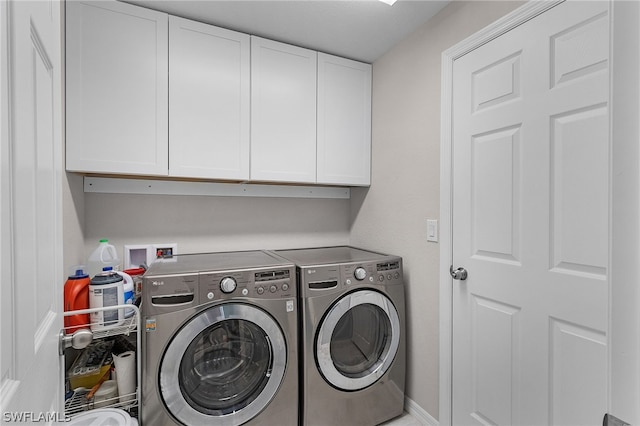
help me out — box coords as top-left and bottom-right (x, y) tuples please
(452, 2), (610, 424)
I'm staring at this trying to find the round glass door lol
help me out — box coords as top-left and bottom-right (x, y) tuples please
(160, 303), (287, 425)
(316, 290), (400, 391)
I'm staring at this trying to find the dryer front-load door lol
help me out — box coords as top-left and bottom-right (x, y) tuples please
(316, 289), (400, 391)
(159, 303), (286, 425)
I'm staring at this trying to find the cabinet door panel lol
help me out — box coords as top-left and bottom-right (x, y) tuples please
(169, 17), (250, 180)
(66, 1), (168, 175)
(317, 53), (371, 186)
(251, 37), (317, 183)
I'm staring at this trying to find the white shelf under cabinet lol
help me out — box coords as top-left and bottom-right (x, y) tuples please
(83, 176), (351, 199)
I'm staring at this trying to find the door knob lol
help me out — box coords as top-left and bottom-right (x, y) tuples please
(450, 265), (468, 281)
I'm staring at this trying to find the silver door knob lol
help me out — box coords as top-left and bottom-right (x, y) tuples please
(450, 265), (468, 281)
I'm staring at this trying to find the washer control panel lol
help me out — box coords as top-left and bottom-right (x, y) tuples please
(199, 267), (295, 303)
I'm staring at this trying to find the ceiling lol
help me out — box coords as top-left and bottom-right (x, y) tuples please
(124, 0), (450, 63)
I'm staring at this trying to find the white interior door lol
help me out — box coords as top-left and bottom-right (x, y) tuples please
(0, 0), (64, 419)
(451, 1), (610, 424)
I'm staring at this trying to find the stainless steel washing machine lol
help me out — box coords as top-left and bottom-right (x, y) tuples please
(273, 246), (406, 426)
(141, 251), (298, 426)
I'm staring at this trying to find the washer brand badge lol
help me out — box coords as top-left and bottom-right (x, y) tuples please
(307, 269), (316, 275)
(286, 300), (295, 313)
(152, 280), (164, 286)
(145, 319), (157, 332)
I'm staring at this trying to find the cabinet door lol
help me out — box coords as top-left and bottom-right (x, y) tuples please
(251, 37), (317, 183)
(66, 1), (168, 175)
(169, 17), (250, 180)
(317, 53), (371, 186)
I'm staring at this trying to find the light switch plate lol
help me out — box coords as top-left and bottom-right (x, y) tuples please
(427, 219), (438, 242)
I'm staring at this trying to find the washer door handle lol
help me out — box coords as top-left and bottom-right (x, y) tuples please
(450, 265), (468, 281)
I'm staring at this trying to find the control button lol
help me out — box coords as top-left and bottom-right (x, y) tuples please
(220, 277), (237, 294)
(394, 272), (400, 279)
(256, 286), (265, 295)
(387, 274), (392, 281)
(346, 279), (352, 285)
(282, 283), (289, 291)
(379, 275), (385, 282)
(369, 276), (374, 282)
(207, 292), (214, 300)
(269, 285), (278, 293)
(241, 288), (249, 296)
(354, 267), (367, 281)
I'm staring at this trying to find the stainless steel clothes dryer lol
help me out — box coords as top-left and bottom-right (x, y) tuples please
(273, 246), (406, 426)
(141, 251), (298, 426)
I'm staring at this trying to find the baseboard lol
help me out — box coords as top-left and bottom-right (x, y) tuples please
(404, 396), (439, 426)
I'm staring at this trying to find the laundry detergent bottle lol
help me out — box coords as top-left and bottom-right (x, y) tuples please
(63, 267), (91, 332)
(87, 239), (120, 278)
(102, 268), (135, 318)
(89, 271), (125, 331)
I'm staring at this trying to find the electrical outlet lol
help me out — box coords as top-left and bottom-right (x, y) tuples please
(152, 243), (177, 262)
(125, 243), (178, 268)
(155, 247), (174, 259)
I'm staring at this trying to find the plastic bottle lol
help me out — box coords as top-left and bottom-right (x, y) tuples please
(102, 267), (134, 317)
(63, 266), (91, 332)
(114, 270), (135, 318)
(89, 271), (125, 331)
(87, 239), (120, 278)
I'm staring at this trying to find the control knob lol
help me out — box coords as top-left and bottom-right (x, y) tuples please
(220, 277), (237, 294)
(354, 267), (367, 281)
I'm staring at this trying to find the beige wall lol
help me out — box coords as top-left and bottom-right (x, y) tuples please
(350, 1), (523, 419)
(81, 192), (350, 263)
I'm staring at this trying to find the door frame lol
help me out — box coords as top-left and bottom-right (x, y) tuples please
(439, 1), (640, 424)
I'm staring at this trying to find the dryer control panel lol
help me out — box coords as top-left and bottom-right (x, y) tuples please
(300, 256), (403, 298)
(341, 260), (403, 287)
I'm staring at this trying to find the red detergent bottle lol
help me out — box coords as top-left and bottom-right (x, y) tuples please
(64, 268), (91, 332)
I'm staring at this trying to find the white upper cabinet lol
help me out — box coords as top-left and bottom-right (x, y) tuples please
(169, 17), (250, 180)
(250, 37), (318, 184)
(317, 53), (372, 186)
(66, 1), (169, 175)
(65, 2), (372, 187)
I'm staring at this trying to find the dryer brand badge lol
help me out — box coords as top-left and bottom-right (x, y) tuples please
(152, 280), (164, 286)
(307, 269), (316, 275)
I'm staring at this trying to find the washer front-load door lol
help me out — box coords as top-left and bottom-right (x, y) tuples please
(316, 289), (400, 391)
(160, 303), (287, 425)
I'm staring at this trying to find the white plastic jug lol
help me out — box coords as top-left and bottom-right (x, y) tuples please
(87, 239), (120, 278)
(115, 271), (135, 318)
